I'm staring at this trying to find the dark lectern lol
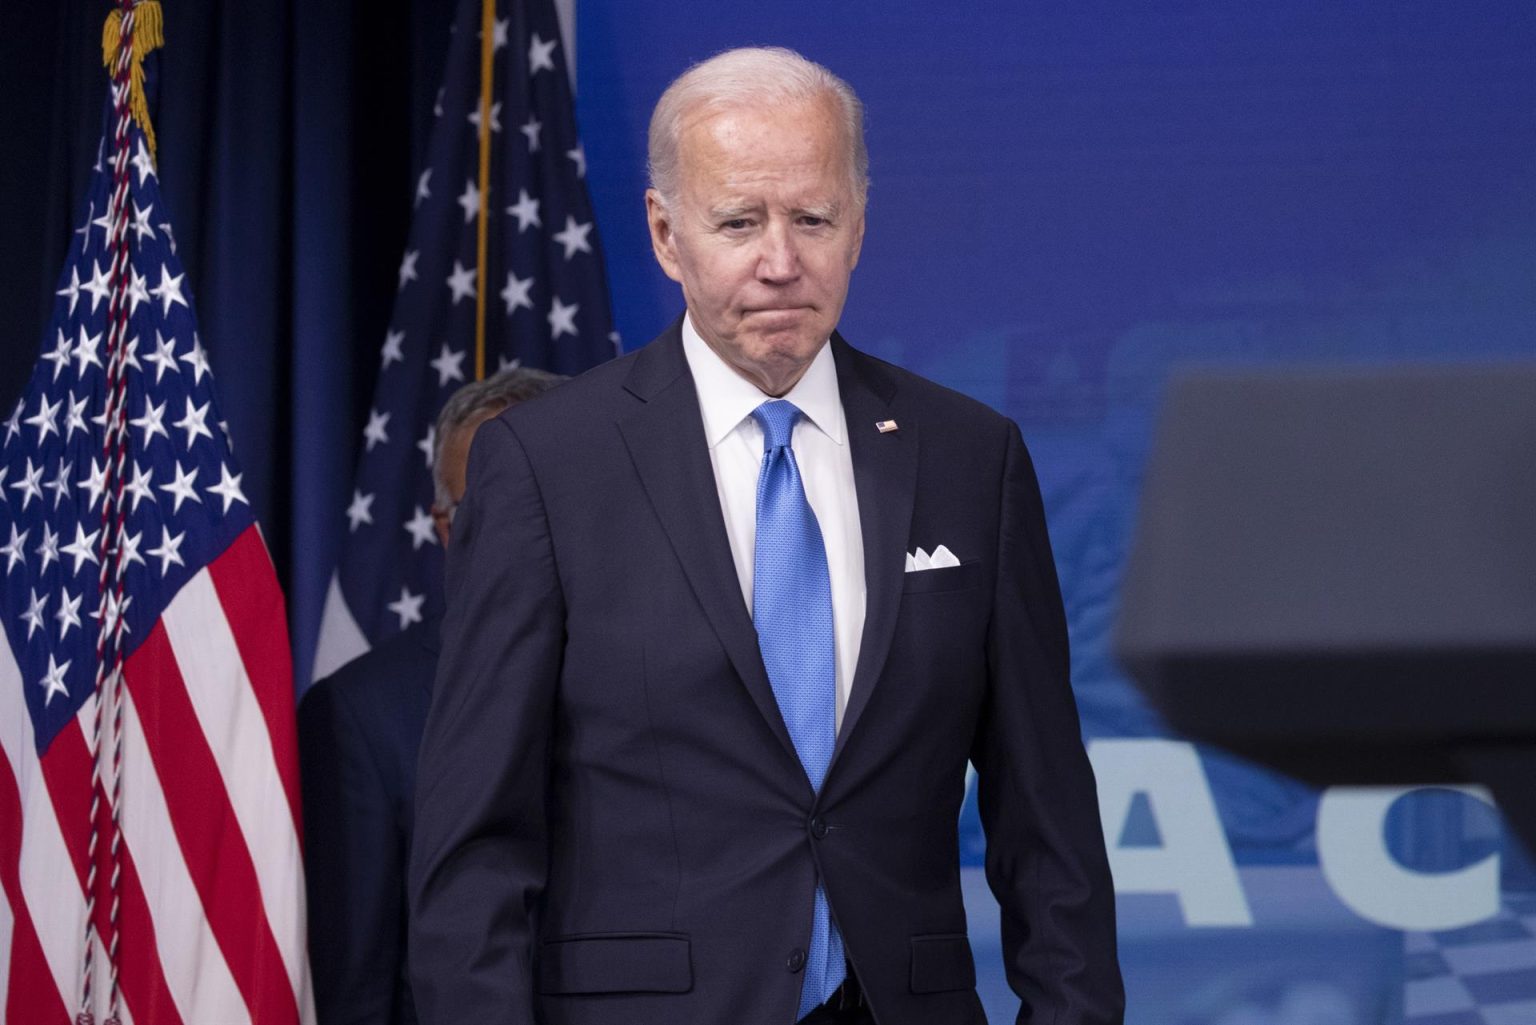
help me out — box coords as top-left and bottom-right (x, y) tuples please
(1116, 364), (1536, 852)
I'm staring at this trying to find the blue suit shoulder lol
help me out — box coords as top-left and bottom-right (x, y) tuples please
(510, 329), (1011, 423)
(499, 345), (644, 427)
(849, 346), (1012, 427)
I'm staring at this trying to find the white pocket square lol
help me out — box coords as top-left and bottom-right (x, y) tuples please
(905, 544), (961, 572)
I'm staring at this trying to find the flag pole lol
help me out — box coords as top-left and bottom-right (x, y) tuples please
(474, 0), (496, 381)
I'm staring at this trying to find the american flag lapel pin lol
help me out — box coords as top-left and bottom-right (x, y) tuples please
(876, 419), (899, 433)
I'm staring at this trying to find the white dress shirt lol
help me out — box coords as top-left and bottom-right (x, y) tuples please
(681, 315), (866, 731)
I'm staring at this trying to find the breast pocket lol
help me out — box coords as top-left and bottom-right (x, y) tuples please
(901, 559), (982, 595)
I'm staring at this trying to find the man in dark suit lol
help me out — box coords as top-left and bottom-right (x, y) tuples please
(298, 368), (564, 1025)
(409, 47), (1123, 1025)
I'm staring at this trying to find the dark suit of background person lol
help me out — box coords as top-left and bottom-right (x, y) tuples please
(299, 369), (566, 1025)
(299, 618), (437, 1025)
(409, 48), (1123, 1025)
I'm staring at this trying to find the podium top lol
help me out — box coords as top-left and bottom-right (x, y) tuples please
(1120, 363), (1536, 657)
(1117, 363), (1536, 756)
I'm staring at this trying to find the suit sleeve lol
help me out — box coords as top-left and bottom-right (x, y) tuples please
(298, 679), (407, 1025)
(408, 417), (564, 1024)
(974, 420), (1125, 1024)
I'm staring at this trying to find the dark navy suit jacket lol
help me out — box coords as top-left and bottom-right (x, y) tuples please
(409, 324), (1124, 1025)
(300, 617), (439, 1025)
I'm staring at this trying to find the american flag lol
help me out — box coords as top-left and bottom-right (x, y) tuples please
(312, 0), (616, 681)
(0, 6), (311, 1024)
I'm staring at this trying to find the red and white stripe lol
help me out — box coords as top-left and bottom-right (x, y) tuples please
(0, 525), (315, 1025)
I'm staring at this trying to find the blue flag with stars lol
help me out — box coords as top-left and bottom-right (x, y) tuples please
(312, 0), (616, 682)
(2, 132), (253, 753)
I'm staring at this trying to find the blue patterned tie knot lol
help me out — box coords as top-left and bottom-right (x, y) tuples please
(753, 398), (801, 452)
(749, 398), (846, 1017)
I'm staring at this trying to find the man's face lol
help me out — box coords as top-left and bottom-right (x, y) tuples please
(646, 94), (865, 396)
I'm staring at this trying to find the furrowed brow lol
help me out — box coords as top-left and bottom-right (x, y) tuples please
(797, 200), (841, 221)
(709, 202), (759, 221)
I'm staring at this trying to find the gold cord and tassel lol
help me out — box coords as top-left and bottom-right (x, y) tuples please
(101, 1), (165, 158)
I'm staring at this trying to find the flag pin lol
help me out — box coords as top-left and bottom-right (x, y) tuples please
(876, 419), (899, 433)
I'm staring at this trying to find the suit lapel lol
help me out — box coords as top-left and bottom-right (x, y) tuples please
(831, 336), (918, 764)
(616, 324), (802, 768)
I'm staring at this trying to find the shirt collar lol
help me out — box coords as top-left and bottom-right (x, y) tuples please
(681, 313), (846, 449)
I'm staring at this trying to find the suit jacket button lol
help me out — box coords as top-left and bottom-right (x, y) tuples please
(810, 816), (828, 839)
(787, 948), (807, 973)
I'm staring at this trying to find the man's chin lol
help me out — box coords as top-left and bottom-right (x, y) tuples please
(719, 336), (825, 395)
(743, 319), (830, 357)
(753, 336), (828, 369)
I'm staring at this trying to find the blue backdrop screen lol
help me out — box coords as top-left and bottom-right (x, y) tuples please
(578, 3), (1536, 1022)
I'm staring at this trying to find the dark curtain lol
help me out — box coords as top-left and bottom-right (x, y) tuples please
(0, 0), (458, 685)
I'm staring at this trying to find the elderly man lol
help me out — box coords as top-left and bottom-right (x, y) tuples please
(409, 47), (1123, 1025)
(299, 368), (564, 1025)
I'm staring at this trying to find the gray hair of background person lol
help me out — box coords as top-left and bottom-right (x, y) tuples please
(646, 46), (870, 212)
(432, 367), (566, 506)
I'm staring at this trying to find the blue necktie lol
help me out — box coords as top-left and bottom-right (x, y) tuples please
(750, 399), (846, 1017)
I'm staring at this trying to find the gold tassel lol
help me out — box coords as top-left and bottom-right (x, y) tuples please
(102, 1), (165, 160)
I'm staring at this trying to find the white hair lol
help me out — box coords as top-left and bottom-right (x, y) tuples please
(647, 46), (869, 211)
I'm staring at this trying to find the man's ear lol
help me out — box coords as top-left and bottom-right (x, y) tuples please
(645, 189), (684, 284)
(431, 506), (453, 549)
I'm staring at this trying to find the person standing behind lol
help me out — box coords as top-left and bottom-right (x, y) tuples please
(411, 47), (1124, 1025)
(299, 368), (565, 1025)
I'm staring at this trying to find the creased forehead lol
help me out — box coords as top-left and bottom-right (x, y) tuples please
(673, 97), (860, 206)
